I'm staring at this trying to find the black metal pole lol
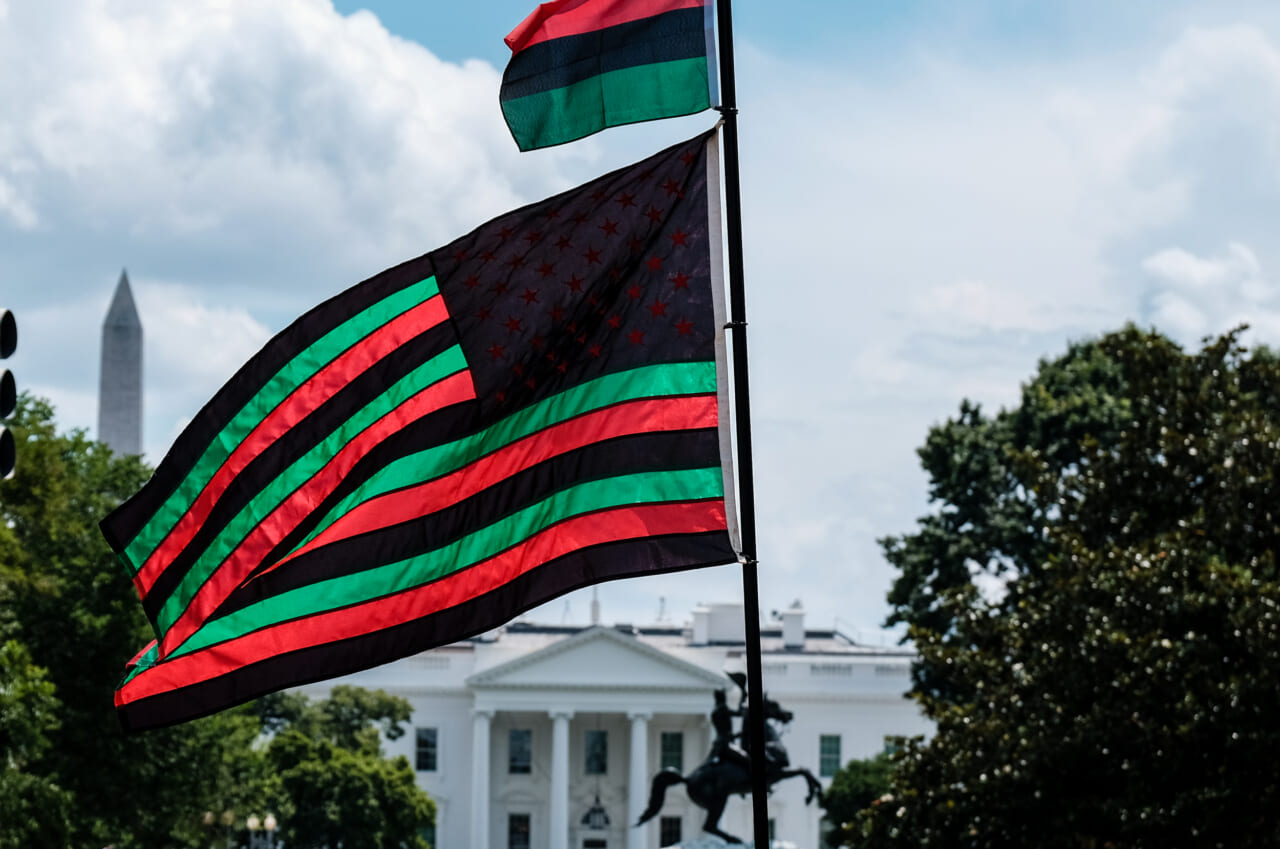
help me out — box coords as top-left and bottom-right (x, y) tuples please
(714, 0), (769, 846)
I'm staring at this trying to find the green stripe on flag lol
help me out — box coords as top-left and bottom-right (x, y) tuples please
(122, 276), (440, 572)
(286, 360), (718, 557)
(155, 344), (469, 634)
(170, 466), (726, 658)
(502, 57), (710, 150)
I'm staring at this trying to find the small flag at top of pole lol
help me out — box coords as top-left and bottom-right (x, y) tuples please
(499, 0), (719, 151)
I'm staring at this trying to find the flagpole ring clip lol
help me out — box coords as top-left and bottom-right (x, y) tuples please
(714, 105), (739, 116)
(724, 320), (748, 330)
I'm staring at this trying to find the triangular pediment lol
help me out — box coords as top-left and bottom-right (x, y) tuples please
(468, 626), (727, 691)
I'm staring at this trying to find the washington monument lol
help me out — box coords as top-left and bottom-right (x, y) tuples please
(98, 270), (142, 456)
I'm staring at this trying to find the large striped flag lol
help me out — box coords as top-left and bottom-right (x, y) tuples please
(500, 0), (718, 151)
(101, 131), (739, 732)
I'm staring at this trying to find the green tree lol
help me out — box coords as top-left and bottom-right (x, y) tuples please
(882, 334), (1131, 700)
(260, 687), (435, 849)
(820, 752), (893, 847)
(0, 395), (269, 848)
(0, 640), (73, 849)
(864, 327), (1280, 848)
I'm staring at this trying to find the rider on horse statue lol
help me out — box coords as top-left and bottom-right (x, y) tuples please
(709, 688), (751, 774)
(727, 671), (791, 776)
(636, 672), (822, 844)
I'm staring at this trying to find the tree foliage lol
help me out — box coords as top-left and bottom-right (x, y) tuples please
(820, 752), (893, 847)
(0, 640), (73, 849)
(260, 687), (435, 849)
(865, 327), (1280, 848)
(0, 394), (267, 848)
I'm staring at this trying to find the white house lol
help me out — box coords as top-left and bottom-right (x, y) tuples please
(299, 600), (930, 849)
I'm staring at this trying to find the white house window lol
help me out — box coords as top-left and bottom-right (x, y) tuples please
(509, 813), (531, 849)
(660, 731), (683, 771)
(415, 727), (438, 772)
(819, 734), (842, 777)
(585, 729), (608, 774)
(510, 729), (532, 774)
(660, 816), (682, 846)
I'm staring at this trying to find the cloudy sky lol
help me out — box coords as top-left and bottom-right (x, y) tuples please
(4, 0), (1280, 641)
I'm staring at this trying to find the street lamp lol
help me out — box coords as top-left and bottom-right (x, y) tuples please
(245, 812), (280, 849)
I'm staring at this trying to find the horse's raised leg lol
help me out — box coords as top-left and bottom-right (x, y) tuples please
(771, 767), (824, 805)
(700, 793), (744, 845)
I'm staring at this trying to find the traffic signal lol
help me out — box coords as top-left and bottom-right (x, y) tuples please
(1, 308), (15, 479)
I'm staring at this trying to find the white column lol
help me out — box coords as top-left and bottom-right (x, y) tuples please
(471, 709), (493, 849)
(549, 709), (574, 849)
(628, 711), (652, 849)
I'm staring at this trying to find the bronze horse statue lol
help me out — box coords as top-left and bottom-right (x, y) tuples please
(635, 687), (822, 844)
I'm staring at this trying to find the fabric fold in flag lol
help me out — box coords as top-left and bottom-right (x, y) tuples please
(102, 130), (739, 732)
(500, 0), (718, 151)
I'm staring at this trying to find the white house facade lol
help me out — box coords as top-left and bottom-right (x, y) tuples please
(298, 601), (931, 849)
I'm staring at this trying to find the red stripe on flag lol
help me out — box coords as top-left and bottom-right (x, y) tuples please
(158, 369), (477, 656)
(505, 0), (706, 53)
(270, 394), (719, 568)
(118, 499), (727, 704)
(134, 296), (450, 597)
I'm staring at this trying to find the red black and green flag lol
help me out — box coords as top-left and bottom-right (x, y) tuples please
(500, 0), (718, 151)
(101, 131), (739, 732)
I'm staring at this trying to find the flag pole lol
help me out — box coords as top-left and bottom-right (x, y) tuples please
(714, 0), (770, 845)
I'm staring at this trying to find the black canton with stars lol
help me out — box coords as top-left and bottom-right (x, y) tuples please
(430, 131), (717, 423)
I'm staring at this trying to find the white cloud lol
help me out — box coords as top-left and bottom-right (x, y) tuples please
(1142, 242), (1280, 345)
(141, 283), (272, 385)
(136, 280), (273, 458)
(913, 279), (1057, 334)
(0, 0), (582, 313)
(0, 0), (587, 457)
(0, 176), (37, 229)
(1147, 23), (1280, 105)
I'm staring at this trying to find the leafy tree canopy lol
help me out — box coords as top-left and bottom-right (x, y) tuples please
(820, 752), (893, 847)
(0, 639), (73, 849)
(864, 327), (1280, 848)
(260, 687), (435, 849)
(0, 394), (267, 848)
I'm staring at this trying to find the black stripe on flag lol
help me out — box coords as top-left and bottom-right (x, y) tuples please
(500, 8), (707, 101)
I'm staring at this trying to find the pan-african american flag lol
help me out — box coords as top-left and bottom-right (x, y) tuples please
(101, 130), (739, 732)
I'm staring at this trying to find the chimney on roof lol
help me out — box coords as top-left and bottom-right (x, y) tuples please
(692, 603), (745, 645)
(782, 599), (805, 650)
(692, 605), (710, 645)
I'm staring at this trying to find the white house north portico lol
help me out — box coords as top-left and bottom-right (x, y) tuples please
(299, 602), (931, 849)
(467, 626), (729, 849)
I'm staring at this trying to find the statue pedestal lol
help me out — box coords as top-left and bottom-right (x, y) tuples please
(662, 837), (732, 849)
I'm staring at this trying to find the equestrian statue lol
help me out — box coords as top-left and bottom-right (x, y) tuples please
(635, 672), (823, 844)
